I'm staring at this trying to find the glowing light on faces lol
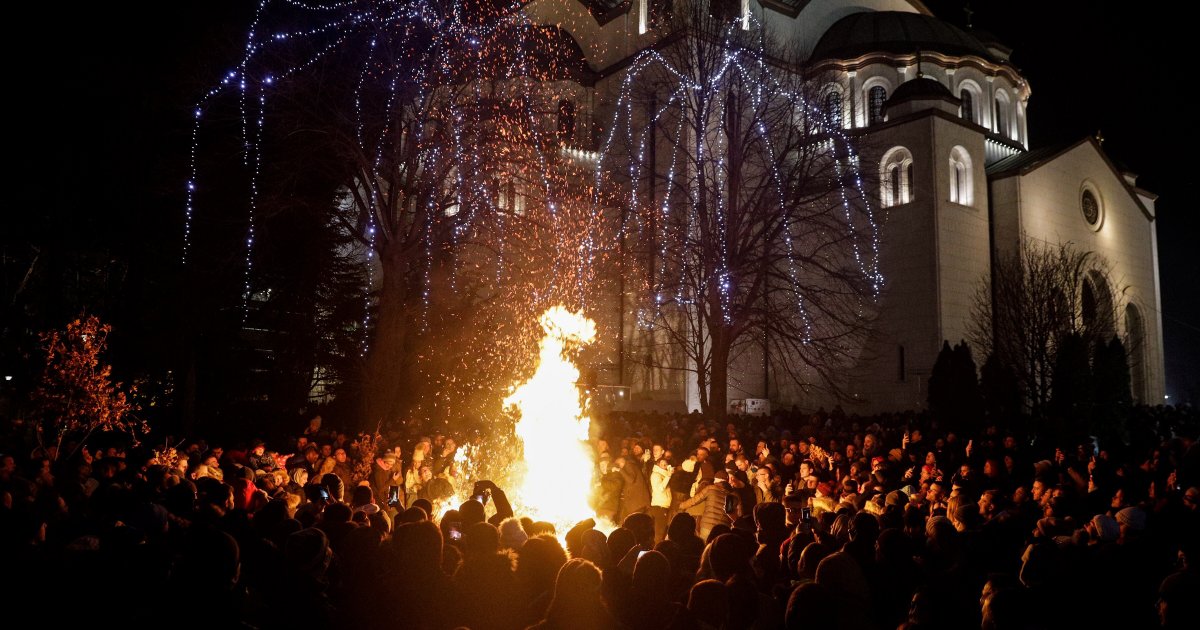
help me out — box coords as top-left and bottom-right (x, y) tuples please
(504, 306), (597, 534)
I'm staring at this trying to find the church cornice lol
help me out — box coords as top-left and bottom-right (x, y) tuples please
(810, 50), (1026, 94)
(847, 104), (989, 139)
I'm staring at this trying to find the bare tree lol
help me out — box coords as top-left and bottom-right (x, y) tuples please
(259, 14), (595, 426)
(599, 3), (880, 413)
(969, 236), (1121, 415)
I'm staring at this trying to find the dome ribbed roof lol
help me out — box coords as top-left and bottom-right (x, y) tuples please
(889, 76), (956, 102)
(811, 11), (995, 62)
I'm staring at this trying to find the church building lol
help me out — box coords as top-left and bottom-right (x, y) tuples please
(522, 0), (1165, 412)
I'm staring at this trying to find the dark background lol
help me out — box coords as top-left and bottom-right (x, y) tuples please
(4, 1), (1196, 434)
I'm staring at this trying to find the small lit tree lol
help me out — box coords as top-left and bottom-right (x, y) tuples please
(31, 315), (144, 459)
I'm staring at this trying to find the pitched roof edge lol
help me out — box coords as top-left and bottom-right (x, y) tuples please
(988, 136), (1155, 222)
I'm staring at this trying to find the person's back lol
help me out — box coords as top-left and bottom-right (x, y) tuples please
(620, 461), (651, 522)
(453, 522), (522, 630)
(666, 513), (705, 576)
(699, 482), (730, 540)
(596, 468), (623, 523)
(625, 550), (689, 630)
(387, 521), (452, 630)
(531, 558), (616, 630)
(517, 535), (570, 626)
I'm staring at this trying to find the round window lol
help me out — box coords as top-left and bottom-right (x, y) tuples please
(1081, 189), (1100, 226)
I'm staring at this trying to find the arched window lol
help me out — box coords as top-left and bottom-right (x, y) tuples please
(1082, 270), (1116, 337)
(824, 91), (843, 130)
(948, 146), (973, 206)
(868, 86), (887, 125)
(994, 90), (1010, 137)
(880, 146), (914, 207)
(1125, 303), (1147, 403)
(557, 99), (576, 142)
(889, 164), (901, 205)
(957, 80), (982, 124)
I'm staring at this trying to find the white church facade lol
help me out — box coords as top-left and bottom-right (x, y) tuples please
(520, 0), (1165, 412)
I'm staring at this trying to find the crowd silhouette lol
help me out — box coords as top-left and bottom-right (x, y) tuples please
(1, 405), (1196, 629)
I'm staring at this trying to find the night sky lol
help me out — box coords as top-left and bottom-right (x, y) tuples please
(9, 1), (1197, 402)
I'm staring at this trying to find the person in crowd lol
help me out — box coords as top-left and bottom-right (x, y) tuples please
(649, 457), (673, 542)
(371, 451), (402, 511)
(531, 558), (616, 630)
(618, 456), (651, 522)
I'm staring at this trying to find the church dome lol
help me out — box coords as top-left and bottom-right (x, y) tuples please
(883, 76), (961, 118)
(810, 11), (995, 62)
(888, 76), (956, 104)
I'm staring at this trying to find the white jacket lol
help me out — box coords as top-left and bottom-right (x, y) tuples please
(650, 465), (673, 508)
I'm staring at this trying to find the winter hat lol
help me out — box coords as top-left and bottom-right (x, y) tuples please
(397, 507), (426, 523)
(925, 515), (952, 538)
(1116, 506), (1147, 532)
(1091, 514), (1120, 541)
(681, 459), (696, 474)
(285, 528), (330, 575)
(350, 485), (375, 508)
(499, 517), (529, 550)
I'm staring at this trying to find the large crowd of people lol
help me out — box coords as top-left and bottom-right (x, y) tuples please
(1, 405), (1197, 629)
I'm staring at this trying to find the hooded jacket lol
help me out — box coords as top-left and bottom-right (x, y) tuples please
(650, 465), (673, 508)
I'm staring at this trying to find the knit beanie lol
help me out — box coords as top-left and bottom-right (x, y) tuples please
(1091, 514), (1120, 541)
(1116, 506), (1147, 532)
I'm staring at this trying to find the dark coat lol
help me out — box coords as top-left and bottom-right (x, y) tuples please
(619, 463), (651, 521)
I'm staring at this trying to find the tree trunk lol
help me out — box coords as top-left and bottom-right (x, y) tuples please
(708, 324), (730, 418)
(363, 246), (414, 429)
